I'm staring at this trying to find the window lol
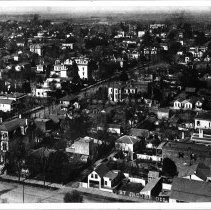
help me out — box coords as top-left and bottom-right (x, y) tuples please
(95, 174), (98, 179)
(105, 181), (107, 186)
(209, 122), (211, 128)
(197, 121), (200, 126)
(91, 174), (94, 178)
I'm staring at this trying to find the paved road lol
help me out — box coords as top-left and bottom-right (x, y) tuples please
(0, 181), (115, 203)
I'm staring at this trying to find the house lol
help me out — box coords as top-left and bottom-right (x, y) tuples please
(115, 135), (140, 160)
(0, 93), (27, 102)
(34, 118), (56, 132)
(60, 95), (78, 110)
(195, 112), (211, 130)
(66, 136), (96, 157)
(173, 98), (183, 109)
(0, 117), (28, 166)
(35, 87), (52, 98)
(36, 64), (45, 72)
(108, 83), (123, 103)
(191, 129), (211, 145)
(148, 171), (160, 182)
(29, 44), (43, 56)
(157, 108), (169, 120)
(61, 43), (74, 50)
(88, 164), (123, 191)
(107, 124), (122, 135)
(179, 162), (211, 182)
(169, 177), (211, 202)
(75, 57), (89, 80)
(129, 128), (150, 139)
(0, 99), (15, 112)
(138, 31), (145, 38)
(140, 177), (162, 199)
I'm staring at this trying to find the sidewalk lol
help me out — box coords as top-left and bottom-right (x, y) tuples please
(0, 174), (64, 189)
(60, 186), (153, 203)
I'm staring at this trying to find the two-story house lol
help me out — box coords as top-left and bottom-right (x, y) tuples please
(88, 164), (123, 191)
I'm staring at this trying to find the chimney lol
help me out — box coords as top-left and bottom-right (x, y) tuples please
(19, 114), (22, 119)
(199, 129), (203, 138)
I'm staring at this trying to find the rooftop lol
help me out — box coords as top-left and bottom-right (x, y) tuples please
(195, 112), (211, 121)
(116, 135), (140, 145)
(140, 177), (161, 192)
(94, 164), (110, 178)
(170, 177), (211, 202)
(0, 118), (28, 132)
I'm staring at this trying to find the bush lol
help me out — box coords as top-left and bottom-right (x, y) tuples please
(63, 190), (83, 203)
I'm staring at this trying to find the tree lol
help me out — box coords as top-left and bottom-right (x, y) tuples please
(63, 190), (83, 203)
(162, 157), (178, 177)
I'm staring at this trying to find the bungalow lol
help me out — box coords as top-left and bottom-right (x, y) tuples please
(88, 164), (123, 191)
(169, 177), (211, 202)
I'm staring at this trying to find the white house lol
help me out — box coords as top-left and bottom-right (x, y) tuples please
(0, 99), (15, 112)
(182, 99), (193, 110)
(75, 57), (89, 80)
(108, 87), (122, 103)
(88, 164), (122, 191)
(35, 87), (51, 98)
(115, 135), (140, 160)
(195, 112), (211, 129)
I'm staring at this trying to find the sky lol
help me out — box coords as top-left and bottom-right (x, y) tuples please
(0, 1), (211, 14)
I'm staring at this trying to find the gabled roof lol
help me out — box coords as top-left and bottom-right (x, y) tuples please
(104, 171), (119, 180)
(140, 177), (161, 192)
(94, 164), (110, 178)
(195, 163), (211, 181)
(0, 99), (14, 105)
(178, 163), (198, 178)
(0, 118), (28, 132)
(116, 135), (139, 145)
(195, 112), (211, 121)
(129, 128), (149, 138)
(170, 177), (211, 202)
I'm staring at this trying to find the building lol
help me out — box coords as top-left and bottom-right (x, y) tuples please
(0, 117), (28, 166)
(191, 129), (211, 145)
(66, 136), (96, 157)
(157, 108), (169, 120)
(35, 87), (52, 98)
(195, 112), (211, 130)
(179, 162), (211, 182)
(169, 177), (211, 202)
(162, 141), (211, 164)
(107, 124), (122, 135)
(140, 177), (162, 199)
(61, 43), (74, 50)
(29, 44), (43, 56)
(115, 135), (140, 160)
(88, 164), (123, 191)
(0, 99), (15, 112)
(75, 57), (89, 80)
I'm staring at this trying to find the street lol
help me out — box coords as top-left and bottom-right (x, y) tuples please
(0, 181), (114, 203)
